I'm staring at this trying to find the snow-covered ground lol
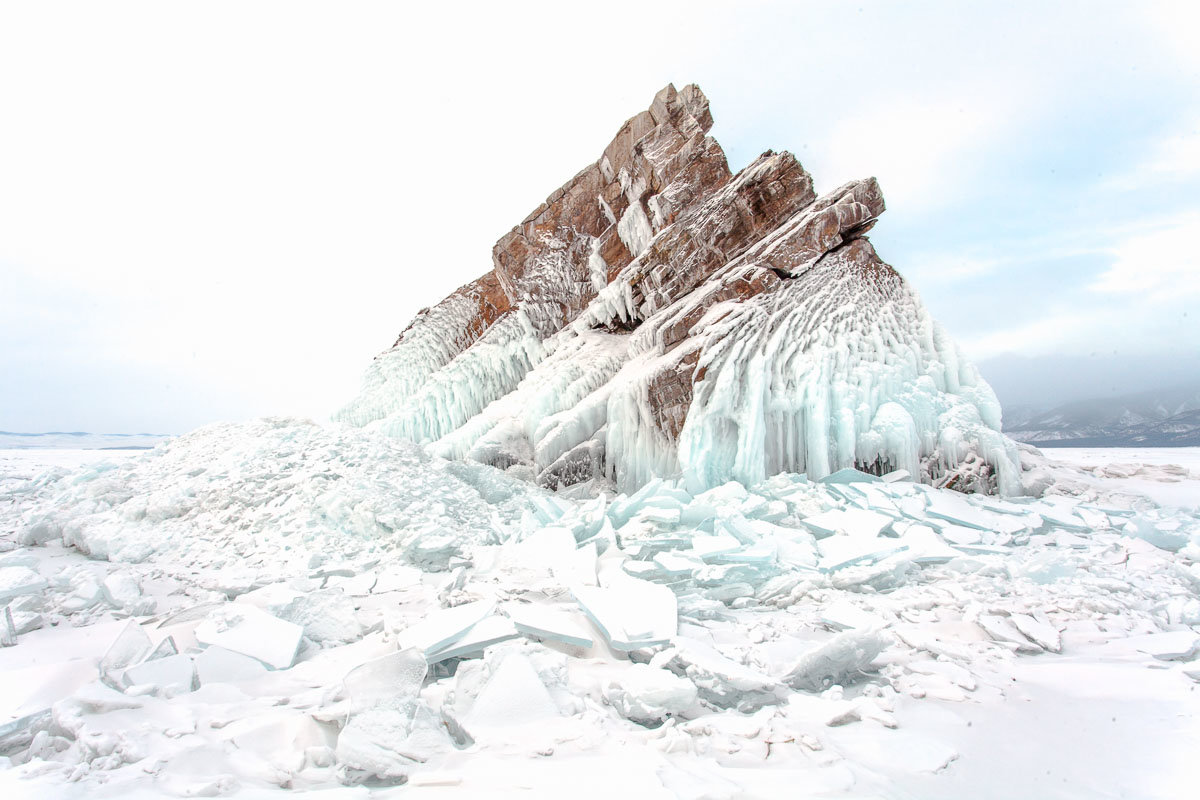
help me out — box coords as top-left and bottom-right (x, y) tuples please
(1, 424), (1198, 799)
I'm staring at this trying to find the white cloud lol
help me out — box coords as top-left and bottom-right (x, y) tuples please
(1091, 214), (1200, 301)
(810, 94), (1012, 211)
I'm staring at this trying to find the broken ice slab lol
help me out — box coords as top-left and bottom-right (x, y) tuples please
(372, 563), (423, 594)
(195, 605), (304, 670)
(893, 525), (960, 564)
(933, 524), (983, 546)
(975, 614), (1042, 653)
(1009, 614), (1062, 653)
(99, 621), (153, 685)
(1124, 631), (1200, 661)
(507, 604), (594, 648)
(653, 550), (705, 576)
(194, 644), (269, 685)
(426, 616), (520, 663)
(462, 650), (561, 733)
(396, 599), (495, 656)
(712, 539), (777, 565)
(820, 468), (881, 485)
(688, 534), (743, 561)
(924, 490), (1009, 531)
(603, 663), (698, 724)
(337, 698), (453, 780)
(782, 630), (888, 692)
(607, 478), (672, 528)
(820, 600), (886, 632)
(123, 653), (197, 693)
(1072, 506), (1112, 531)
(823, 484), (868, 506)
(341, 648), (427, 714)
(144, 635), (179, 662)
(526, 493), (573, 525)
(817, 536), (908, 572)
(881, 469), (911, 483)
(0, 566), (48, 603)
(801, 509), (893, 539)
(1125, 518), (1191, 552)
(624, 535), (694, 560)
(1053, 531), (1091, 549)
(856, 485), (902, 515)
(679, 500), (719, 528)
(621, 560), (668, 581)
(572, 568), (677, 651)
(950, 544), (1011, 556)
(659, 637), (781, 710)
(1032, 500), (1091, 532)
(1, 607), (15, 647)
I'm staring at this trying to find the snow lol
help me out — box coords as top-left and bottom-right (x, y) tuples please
(1, 441), (1200, 797)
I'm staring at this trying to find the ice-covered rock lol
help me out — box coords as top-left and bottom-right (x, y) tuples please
(337, 83), (1022, 497)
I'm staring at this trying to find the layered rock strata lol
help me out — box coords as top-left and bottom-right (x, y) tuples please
(337, 84), (1021, 495)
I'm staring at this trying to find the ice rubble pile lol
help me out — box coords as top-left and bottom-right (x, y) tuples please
(2, 428), (1199, 794)
(337, 82), (1021, 496)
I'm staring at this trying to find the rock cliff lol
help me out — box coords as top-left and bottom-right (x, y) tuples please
(337, 84), (1021, 495)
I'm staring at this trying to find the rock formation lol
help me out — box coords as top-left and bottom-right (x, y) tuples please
(337, 84), (1022, 495)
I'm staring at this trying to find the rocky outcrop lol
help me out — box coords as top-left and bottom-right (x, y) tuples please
(492, 83), (731, 336)
(338, 84), (1022, 495)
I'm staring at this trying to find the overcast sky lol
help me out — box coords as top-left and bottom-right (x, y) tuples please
(2, 1), (1197, 433)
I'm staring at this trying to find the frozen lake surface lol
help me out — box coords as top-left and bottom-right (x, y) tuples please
(1, 427), (1198, 799)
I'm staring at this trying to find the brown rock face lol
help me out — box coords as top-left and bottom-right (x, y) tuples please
(393, 270), (512, 354)
(491, 83), (732, 335)
(610, 150), (815, 325)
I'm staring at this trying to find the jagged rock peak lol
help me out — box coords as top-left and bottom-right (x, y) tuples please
(337, 84), (1022, 496)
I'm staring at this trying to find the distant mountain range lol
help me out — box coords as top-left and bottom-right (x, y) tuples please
(1003, 383), (1200, 447)
(0, 431), (170, 450)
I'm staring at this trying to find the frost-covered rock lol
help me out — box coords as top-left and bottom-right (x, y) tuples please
(338, 83), (1022, 496)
